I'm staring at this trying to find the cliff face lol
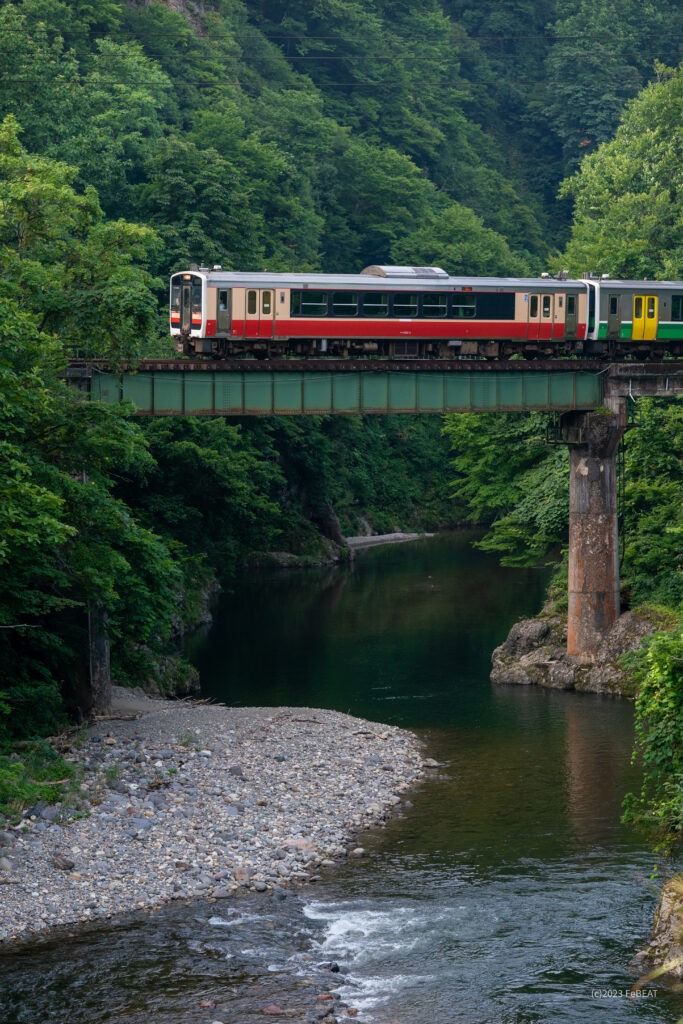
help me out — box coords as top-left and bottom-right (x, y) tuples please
(490, 609), (659, 697)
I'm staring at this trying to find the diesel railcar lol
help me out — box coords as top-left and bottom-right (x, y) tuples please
(170, 265), (683, 360)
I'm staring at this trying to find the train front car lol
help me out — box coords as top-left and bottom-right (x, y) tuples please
(169, 266), (683, 360)
(170, 270), (209, 355)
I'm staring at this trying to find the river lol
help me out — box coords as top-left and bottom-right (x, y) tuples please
(1, 533), (680, 1023)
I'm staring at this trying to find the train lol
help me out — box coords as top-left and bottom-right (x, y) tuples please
(170, 265), (683, 360)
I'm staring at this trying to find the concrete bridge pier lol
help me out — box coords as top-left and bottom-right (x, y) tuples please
(561, 403), (627, 661)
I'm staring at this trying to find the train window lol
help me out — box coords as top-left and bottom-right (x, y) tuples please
(647, 296), (656, 318)
(247, 290), (257, 315)
(634, 296), (643, 319)
(453, 294), (476, 318)
(530, 295), (539, 317)
(422, 294), (448, 317)
(262, 291), (272, 315)
(218, 290), (229, 311)
(291, 291), (328, 316)
(191, 283), (202, 314)
(171, 283), (181, 312)
(332, 292), (358, 316)
(393, 293), (418, 317)
(362, 293), (388, 317)
(609, 296), (618, 316)
(542, 295), (551, 318)
(558, 295), (563, 309)
(474, 292), (515, 320)
(672, 295), (682, 320)
(567, 295), (575, 315)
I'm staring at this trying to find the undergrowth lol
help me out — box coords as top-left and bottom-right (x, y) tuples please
(0, 740), (77, 824)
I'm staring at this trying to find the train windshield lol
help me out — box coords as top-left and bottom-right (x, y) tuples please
(171, 282), (181, 313)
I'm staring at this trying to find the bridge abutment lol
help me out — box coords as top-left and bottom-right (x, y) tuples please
(562, 405), (627, 661)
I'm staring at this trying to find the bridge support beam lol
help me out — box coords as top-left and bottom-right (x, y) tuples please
(562, 404), (627, 661)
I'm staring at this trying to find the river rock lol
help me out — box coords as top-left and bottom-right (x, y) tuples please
(233, 865), (253, 884)
(503, 618), (550, 656)
(646, 873), (683, 980)
(491, 606), (667, 696)
(51, 854), (75, 871)
(0, 831), (15, 848)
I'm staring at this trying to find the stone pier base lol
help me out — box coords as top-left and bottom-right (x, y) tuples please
(564, 409), (626, 661)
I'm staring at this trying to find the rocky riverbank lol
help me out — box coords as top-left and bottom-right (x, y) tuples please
(0, 689), (424, 945)
(490, 605), (670, 696)
(644, 873), (683, 982)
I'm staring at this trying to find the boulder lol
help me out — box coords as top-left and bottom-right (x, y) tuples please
(502, 619), (550, 656)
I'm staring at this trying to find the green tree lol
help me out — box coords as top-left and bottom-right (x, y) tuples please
(559, 64), (683, 279)
(392, 203), (531, 275)
(0, 116), (160, 361)
(0, 298), (181, 736)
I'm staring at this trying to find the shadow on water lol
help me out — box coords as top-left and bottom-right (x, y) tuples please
(1, 533), (681, 1023)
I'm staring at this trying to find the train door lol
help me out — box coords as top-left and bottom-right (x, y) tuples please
(217, 289), (231, 334)
(631, 295), (658, 340)
(245, 288), (275, 339)
(565, 293), (578, 339)
(541, 293), (554, 339)
(259, 289), (274, 338)
(527, 293), (541, 339)
(181, 281), (192, 332)
(607, 293), (622, 339)
(644, 295), (658, 340)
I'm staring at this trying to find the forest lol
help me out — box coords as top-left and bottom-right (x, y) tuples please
(0, 0), (680, 851)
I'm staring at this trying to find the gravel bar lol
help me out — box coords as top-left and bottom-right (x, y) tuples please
(0, 689), (425, 944)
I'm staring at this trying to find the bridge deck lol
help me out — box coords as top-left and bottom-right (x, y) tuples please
(77, 360), (607, 416)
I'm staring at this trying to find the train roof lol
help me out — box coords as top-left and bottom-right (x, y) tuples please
(173, 267), (683, 291)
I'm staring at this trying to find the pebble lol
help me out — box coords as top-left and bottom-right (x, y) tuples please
(0, 695), (423, 944)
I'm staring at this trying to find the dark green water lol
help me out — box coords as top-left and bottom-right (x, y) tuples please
(1, 533), (680, 1024)
(188, 533), (681, 1023)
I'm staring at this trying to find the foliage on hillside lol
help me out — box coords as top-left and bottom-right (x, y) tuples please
(0, 0), (678, 283)
(559, 64), (683, 279)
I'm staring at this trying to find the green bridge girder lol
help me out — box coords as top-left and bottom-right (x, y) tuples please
(88, 363), (604, 416)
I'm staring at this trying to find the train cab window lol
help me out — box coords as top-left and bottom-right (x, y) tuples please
(191, 283), (202, 314)
(542, 295), (551, 318)
(634, 296), (643, 319)
(673, 295), (682, 320)
(647, 296), (656, 318)
(332, 292), (358, 316)
(362, 292), (388, 317)
(171, 283), (181, 312)
(453, 294), (476, 318)
(393, 293), (418, 317)
(422, 293), (448, 317)
(530, 295), (539, 317)
(247, 290), (257, 315)
(567, 295), (576, 315)
(291, 291), (328, 316)
(609, 296), (618, 316)
(262, 291), (272, 315)
(218, 290), (229, 311)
